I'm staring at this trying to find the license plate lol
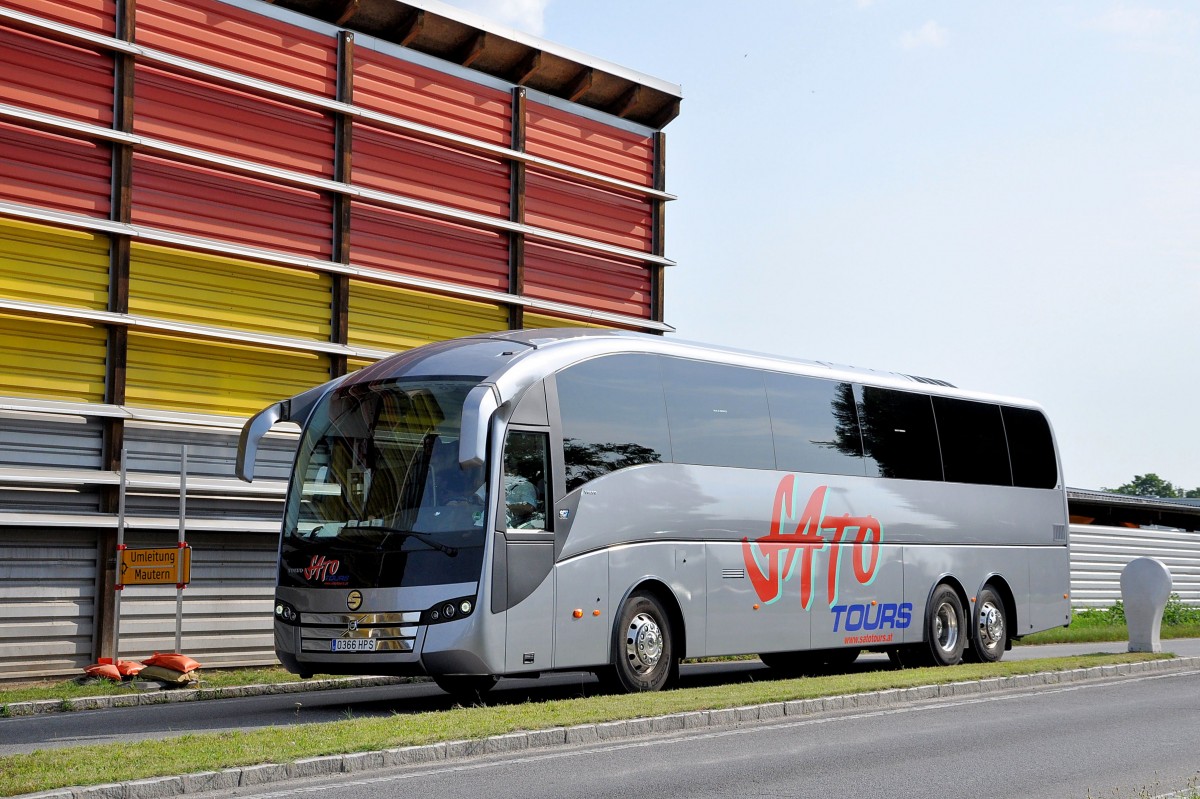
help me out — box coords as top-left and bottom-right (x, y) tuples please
(331, 638), (376, 652)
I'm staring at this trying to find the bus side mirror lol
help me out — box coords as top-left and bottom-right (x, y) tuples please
(237, 401), (285, 483)
(236, 375), (349, 483)
(459, 384), (500, 468)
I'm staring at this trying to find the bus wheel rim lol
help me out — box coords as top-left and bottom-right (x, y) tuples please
(626, 613), (663, 672)
(935, 602), (959, 652)
(978, 601), (1003, 647)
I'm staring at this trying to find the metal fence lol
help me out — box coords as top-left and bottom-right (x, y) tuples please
(1069, 524), (1200, 608)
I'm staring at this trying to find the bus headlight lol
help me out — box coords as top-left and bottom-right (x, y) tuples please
(422, 596), (476, 625)
(274, 600), (300, 625)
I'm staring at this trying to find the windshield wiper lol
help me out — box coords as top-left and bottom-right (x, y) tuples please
(365, 527), (459, 557)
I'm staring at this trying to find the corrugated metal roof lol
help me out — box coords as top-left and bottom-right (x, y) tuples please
(1067, 487), (1200, 532)
(264, 0), (683, 128)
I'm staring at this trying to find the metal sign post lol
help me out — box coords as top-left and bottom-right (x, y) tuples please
(175, 445), (187, 653)
(111, 448), (127, 663)
(111, 447), (194, 663)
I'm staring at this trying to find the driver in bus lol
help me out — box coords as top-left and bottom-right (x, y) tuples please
(502, 473), (541, 529)
(466, 472), (543, 529)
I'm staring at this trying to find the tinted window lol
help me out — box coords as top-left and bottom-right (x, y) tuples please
(556, 354), (671, 492)
(503, 430), (548, 530)
(1003, 406), (1059, 489)
(766, 374), (865, 476)
(662, 358), (775, 469)
(858, 386), (942, 481)
(933, 397), (1011, 486)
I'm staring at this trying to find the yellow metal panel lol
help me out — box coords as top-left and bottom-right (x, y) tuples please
(126, 332), (330, 417)
(129, 243), (332, 340)
(347, 281), (507, 353)
(0, 217), (109, 310)
(522, 312), (609, 331)
(0, 314), (106, 402)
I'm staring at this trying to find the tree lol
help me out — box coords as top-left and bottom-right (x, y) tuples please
(1103, 473), (1196, 499)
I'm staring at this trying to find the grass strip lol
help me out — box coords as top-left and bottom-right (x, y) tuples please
(0, 652), (1170, 796)
(1018, 623), (1200, 645)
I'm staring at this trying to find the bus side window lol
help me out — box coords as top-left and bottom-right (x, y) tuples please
(857, 386), (943, 481)
(503, 430), (549, 530)
(1003, 406), (1059, 489)
(933, 397), (1011, 486)
(556, 354), (671, 492)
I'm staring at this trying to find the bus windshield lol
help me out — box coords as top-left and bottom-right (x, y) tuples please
(280, 377), (488, 589)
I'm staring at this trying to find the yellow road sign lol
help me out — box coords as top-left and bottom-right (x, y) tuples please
(118, 546), (192, 586)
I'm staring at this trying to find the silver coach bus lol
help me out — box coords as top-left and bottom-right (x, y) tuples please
(236, 329), (1070, 697)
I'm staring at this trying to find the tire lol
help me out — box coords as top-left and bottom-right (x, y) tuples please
(609, 591), (677, 693)
(968, 586), (1007, 663)
(821, 647), (860, 670)
(922, 584), (967, 666)
(432, 674), (497, 704)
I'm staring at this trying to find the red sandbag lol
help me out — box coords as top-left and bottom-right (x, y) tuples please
(143, 652), (201, 673)
(84, 662), (121, 681)
(115, 660), (144, 677)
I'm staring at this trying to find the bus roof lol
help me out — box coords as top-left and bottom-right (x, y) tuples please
(348, 328), (1048, 414)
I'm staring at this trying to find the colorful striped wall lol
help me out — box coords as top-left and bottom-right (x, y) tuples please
(0, 0), (670, 411)
(0, 0), (675, 678)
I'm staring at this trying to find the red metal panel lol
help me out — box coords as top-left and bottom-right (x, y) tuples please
(350, 203), (508, 292)
(136, 0), (336, 97)
(131, 153), (332, 259)
(0, 122), (111, 217)
(525, 101), (654, 186)
(525, 169), (651, 252)
(1, 0), (116, 35)
(353, 123), (508, 217)
(523, 241), (650, 319)
(354, 48), (510, 146)
(134, 64), (334, 177)
(0, 26), (113, 126)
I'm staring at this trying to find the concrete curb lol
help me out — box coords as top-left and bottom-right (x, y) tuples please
(14, 656), (1200, 799)
(1, 676), (411, 718)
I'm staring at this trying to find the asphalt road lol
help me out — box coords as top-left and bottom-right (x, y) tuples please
(3, 639), (1198, 760)
(198, 665), (1200, 799)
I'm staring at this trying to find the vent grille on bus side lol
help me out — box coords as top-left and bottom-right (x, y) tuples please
(722, 568), (745, 579)
(1053, 524), (1067, 542)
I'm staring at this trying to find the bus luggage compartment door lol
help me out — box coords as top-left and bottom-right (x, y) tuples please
(553, 551), (610, 669)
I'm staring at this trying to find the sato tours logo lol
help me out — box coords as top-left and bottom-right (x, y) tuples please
(303, 554), (343, 584)
(741, 476), (912, 643)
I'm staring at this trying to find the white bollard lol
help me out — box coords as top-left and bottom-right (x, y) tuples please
(1120, 557), (1172, 653)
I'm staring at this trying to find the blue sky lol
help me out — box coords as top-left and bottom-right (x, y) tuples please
(441, 0), (1200, 492)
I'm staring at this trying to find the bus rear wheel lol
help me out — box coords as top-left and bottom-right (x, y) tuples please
(432, 674), (497, 704)
(608, 591), (677, 693)
(922, 584), (966, 666)
(968, 586), (1007, 663)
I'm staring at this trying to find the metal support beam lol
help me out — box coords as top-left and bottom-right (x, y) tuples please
(650, 132), (666, 329)
(330, 31), (355, 377)
(508, 87), (527, 330)
(96, 0), (136, 665)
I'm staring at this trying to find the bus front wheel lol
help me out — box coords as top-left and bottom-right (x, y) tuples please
(432, 674), (497, 704)
(608, 591), (677, 693)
